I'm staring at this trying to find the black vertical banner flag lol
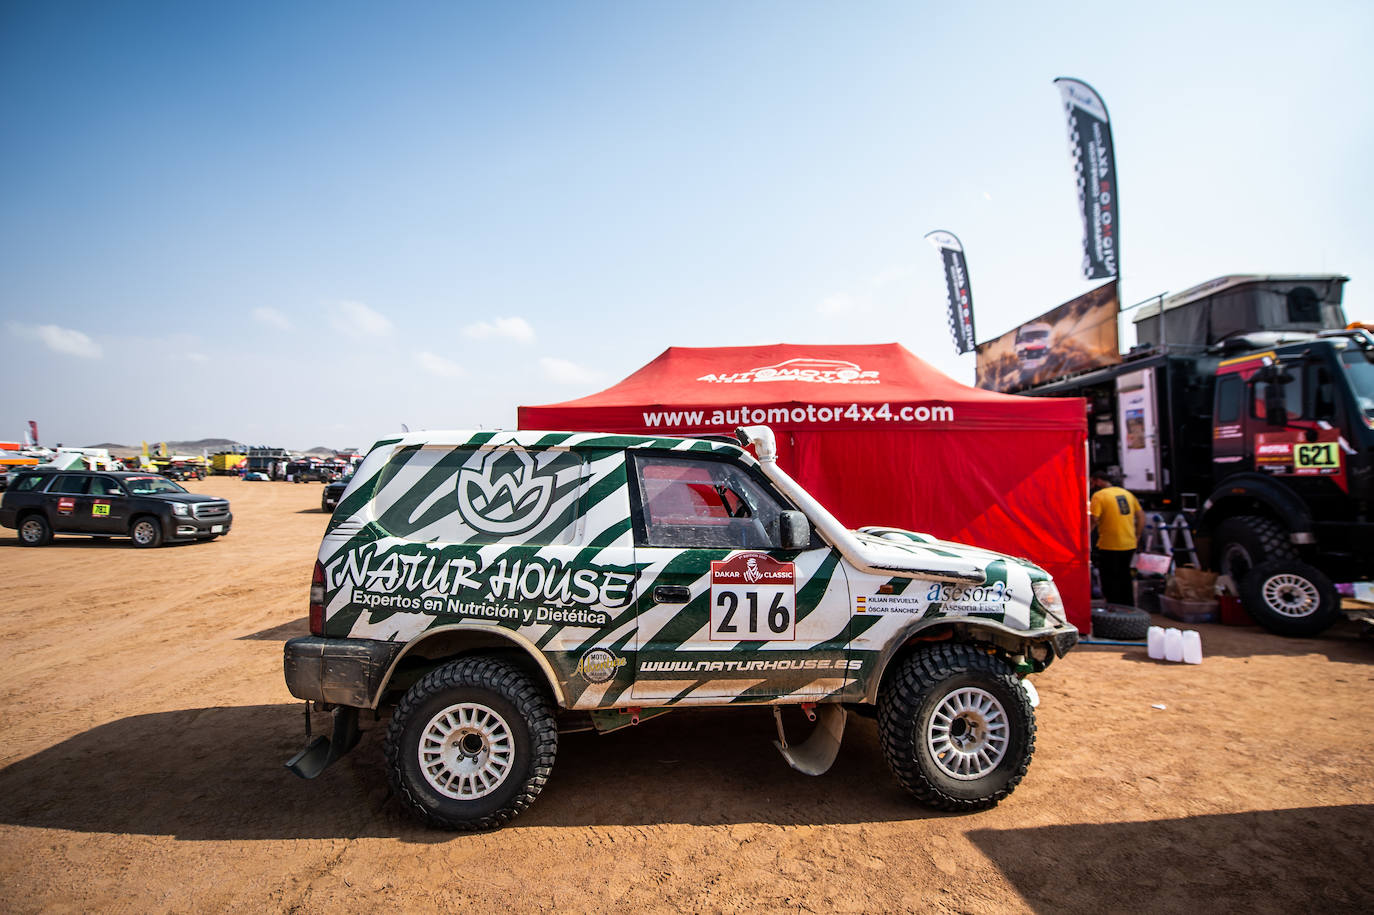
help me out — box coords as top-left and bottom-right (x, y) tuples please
(1054, 78), (1119, 280)
(924, 230), (976, 354)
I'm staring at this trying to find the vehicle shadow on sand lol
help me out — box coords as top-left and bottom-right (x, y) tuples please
(237, 618), (310, 640)
(0, 706), (936, 840)
(0, 537), (202, 550)
(967, 805), (1374, 911)
(1078, 615), (1372, 663)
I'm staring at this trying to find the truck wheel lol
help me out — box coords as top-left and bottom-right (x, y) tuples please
(1091, 604), (1151, 640)
(130, 517), (163, 548)
(877, 643), (1035, 812)
(1239, 558), (1339, 638)
(1212, 515), (1296, 581)
(18, 515), (52, 546)
(385, 656), (557, 830)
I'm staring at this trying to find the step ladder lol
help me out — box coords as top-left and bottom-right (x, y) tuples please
(1140, 513), (1199, 570)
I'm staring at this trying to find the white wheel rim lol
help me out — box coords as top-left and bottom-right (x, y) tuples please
(419, 702), (515, 800)
(20, 519), (43, 542)
(133, 522), (155, 544)
(1261, 573), (1321, 619)
(927, 686), (1010, 780)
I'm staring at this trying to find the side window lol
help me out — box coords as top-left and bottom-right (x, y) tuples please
(14, 474), (49, 492)
(634, 456), (786, 550)
(90, 476), (123, 496)
(49, 475), (90, 495)
(1215, 375), (1242, 423)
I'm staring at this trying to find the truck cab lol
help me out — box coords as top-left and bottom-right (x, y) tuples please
(1021, 274), (1370, 637)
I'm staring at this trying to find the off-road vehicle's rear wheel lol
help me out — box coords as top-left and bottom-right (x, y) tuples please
(878, 643), (1035, 812)
(18, 514), (51, 546)
(1239, 558), (1339, 638)
(385, 656), (557, 830)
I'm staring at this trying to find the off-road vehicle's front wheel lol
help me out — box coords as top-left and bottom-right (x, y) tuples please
(385, 656), (557, 830)
(1239, 558), (1339, 638)
(878, 643), (1036, 812)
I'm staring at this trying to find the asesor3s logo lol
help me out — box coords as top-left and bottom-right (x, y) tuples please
(456, 449), (557, 535)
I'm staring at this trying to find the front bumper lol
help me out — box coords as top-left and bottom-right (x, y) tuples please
(167, 512), (233, 540)
(283, 636), (403, 708)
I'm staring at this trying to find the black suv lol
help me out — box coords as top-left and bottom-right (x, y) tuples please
(320, 471), (353, 513)
(0, 471), (232, 547)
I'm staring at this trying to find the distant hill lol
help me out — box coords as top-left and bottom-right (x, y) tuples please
(82, 439), (352, 458)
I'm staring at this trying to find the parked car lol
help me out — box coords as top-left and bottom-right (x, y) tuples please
(320, 471), (354, 513)
(1, 471), (232, 547)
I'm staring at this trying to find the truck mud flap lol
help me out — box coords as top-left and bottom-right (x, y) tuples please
(772, 704), (847, 776)
(286, 705), (360, 779)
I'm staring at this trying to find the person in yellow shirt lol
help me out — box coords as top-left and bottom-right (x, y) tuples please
(1090, 468), (1145, 606)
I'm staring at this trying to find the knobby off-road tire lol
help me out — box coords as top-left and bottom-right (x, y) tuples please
(385, 656), (557, 831)
(18, 514), (52, 546)
(1091, 604), (1151, 640)
(1213, 515), (1296, 581)
(1239, 558), (1339, 638)
(130, 516), (163, 548)
(878, 643), (1036, 812)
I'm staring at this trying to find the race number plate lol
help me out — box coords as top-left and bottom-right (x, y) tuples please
(709, 553), (796, 641)
(1294, 442), (1340, 471)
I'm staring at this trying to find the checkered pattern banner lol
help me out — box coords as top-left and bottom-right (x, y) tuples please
(1054, 78), (1119, 280)
(924, 230), (976, 355)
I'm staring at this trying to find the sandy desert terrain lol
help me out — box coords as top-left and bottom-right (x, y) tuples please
(1, 476), (1372, 913)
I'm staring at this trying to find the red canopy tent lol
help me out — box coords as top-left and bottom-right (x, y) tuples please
(519, 343), (1090, 630)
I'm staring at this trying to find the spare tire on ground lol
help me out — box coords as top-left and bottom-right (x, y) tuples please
(1238, 558), (1339, 638)
(1091, 604), (1151, 641)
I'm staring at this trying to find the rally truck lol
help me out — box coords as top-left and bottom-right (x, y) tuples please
(283, 426), (1078, 830)
(1020, 274), (1371, 637)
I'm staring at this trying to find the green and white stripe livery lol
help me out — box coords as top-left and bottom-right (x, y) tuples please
(319, 430), (1066, 711)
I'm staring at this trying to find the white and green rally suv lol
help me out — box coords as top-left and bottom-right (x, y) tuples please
(283, 425), (1078, 830)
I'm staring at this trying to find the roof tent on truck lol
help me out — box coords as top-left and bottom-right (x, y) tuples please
(1132, 274), (1348, 350)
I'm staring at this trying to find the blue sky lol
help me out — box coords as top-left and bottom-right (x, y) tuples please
(2, 1), (1371, 449)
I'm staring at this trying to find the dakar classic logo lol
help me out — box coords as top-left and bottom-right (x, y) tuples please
(743, 557), (764, 584)
(455, 449), (557, 536)
(697, 358), (880, 385)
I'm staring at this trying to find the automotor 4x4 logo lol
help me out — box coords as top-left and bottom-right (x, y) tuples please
(456, 449), (556, 535)
(697, 358), (879, 385)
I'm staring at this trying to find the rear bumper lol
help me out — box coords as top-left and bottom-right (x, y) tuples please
(283, 636), (403, 708)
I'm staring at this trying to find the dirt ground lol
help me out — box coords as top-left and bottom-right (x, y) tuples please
(1, 477), (1372, 913)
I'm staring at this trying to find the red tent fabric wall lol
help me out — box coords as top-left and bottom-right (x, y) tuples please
(519, 343), (1090, 630)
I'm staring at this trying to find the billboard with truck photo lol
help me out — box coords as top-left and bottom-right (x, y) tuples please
(975, 280), (1121, 393)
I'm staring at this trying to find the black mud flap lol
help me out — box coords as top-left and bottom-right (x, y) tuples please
(286, 705), (361, 779)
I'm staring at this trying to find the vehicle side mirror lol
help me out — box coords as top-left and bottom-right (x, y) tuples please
(780, 510), (811, 550)
(1253, 364), (1293, 427)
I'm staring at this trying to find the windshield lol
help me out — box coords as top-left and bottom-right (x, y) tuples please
(1340, 348), (1374, 424)
(124, 476), (188, 495)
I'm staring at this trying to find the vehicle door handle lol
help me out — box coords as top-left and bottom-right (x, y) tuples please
(653, 585), (691, 603)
